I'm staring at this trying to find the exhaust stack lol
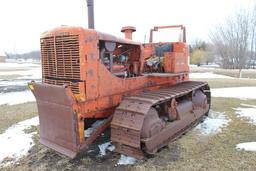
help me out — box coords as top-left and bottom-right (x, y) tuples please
(86, 0), (94, 29)
(121, 26), (136, 40)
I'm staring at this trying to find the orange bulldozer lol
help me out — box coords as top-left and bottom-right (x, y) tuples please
(29, 0), (210, 159)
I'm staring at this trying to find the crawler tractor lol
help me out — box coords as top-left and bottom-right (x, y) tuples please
(29, 0), (211, 159)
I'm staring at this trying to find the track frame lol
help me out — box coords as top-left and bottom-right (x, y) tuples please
(111, 81), (211, 159)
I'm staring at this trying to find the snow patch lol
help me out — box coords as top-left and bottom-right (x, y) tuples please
(189, 72), (233, 79)
(107, 145), (115, 152)
(0, 68), (41, 79)
(117, 155), (136, 165)
(0, 117), (39, 166)
(0, 80), (29, 87)
(0, 62), (41, 79)
(97, 142), (115, 156)
(236, 142), (256, 152)
(211, 87), (256, 99)
(240, 104), (256, 108)
(0, 62), (39, 70)
(17, 68), (42, 80)
(0, 90), (35, 105)
(196, 111), (229, 135)
(84, 120), (105, 138)
(84, 128), (93, 138)
(234, 104), (256, 125)
(98, 142), (111, 156)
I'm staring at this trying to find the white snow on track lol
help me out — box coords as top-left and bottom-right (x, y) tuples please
(211, 87), (256, 100)
(0, 117), (39, 166)
(236, 142), (256, 152)
(195, 111), (229, 135)
(0, 90), (35, 105)
(190, 72), (233, 79)
(234, 104), (256, 125)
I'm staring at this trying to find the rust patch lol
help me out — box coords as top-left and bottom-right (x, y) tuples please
(87, 69), (94, 77)
(30, 83), (80, 158)
(111, 81), (210, 159)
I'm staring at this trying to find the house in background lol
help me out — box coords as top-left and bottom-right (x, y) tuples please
(0, 50), (6, 62)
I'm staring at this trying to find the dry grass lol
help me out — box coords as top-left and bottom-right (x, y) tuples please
(3, 97), (256, 171)
(134, 98), (256, 171)
(0, 102), (37, 134)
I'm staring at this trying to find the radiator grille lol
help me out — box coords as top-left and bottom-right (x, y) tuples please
(40, 35), (80, 94)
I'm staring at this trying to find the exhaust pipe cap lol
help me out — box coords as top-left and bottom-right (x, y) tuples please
(121, 26), (136, 40)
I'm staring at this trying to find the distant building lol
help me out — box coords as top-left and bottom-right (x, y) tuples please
(0, 50), (6, 63)
(0, 56), (5, 62)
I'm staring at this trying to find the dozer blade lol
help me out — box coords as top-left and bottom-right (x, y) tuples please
(29, 82), (80, 158)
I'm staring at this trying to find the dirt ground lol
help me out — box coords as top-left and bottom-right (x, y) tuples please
(1, 75), (256, 170)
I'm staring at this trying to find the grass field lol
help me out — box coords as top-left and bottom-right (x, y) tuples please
(0, 102), (37, 134)
(135, 98), (256, 171)
(2, 97), (256, 171)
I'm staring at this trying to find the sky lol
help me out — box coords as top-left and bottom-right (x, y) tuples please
(0, 0), (255, 54)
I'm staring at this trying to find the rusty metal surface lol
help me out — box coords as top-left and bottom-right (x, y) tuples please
(141, 109), (164, 139)
(111, 81), (210, 159)
(149, 25), (186, 43)
(142, 109), (203, 153)
(31, 83), (80, 158)
(40, 34), (81, 94)
(35, 19), (210, 159)
(115, 143), (145, 160)
(39, 26), (191, 120)
(80, 115), (113, 151)
(121, 26), (136, 40)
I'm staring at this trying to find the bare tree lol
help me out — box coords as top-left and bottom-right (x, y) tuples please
(6, 50), (40, 61)
(210, 8), (251, 77)
(210, 25), (232, 69)
(204, 44), (215, 65)
(249, 5), (256, 69)
(190, 39), (206, 51)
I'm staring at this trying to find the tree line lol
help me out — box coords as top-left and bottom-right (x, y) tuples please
(190, 6), (256, 71)
(6, 50), (40, 61)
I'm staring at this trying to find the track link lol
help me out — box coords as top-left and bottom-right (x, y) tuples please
(111, 81), (211, 159)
